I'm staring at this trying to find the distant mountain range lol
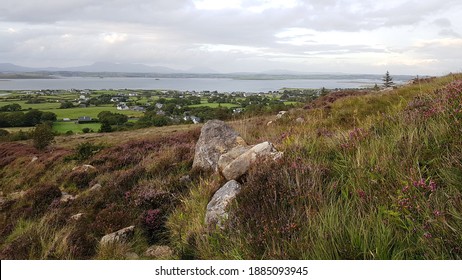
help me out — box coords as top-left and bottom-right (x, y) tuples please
(0, 62), (419, 82)
(0, 62), (189, 74)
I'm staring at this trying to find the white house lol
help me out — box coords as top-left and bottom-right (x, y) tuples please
(117, 103), (129, 110)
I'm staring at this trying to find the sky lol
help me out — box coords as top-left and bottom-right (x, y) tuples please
(1, 0), (462, 75)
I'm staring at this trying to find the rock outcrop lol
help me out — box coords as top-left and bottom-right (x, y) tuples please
(192, 120), (246, 172)
(218, 141), (283, 181)
(205, 180), (242, 229)
(100, 225), (135, 245)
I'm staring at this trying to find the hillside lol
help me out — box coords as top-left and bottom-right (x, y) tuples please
(1, 74), (461, 259)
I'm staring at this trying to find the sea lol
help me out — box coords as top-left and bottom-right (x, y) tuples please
(0, 76), (407, 92)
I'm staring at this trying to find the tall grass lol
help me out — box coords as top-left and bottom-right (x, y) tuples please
(168, 74), (462, 259)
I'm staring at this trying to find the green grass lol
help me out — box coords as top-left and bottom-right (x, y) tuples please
(52, 122), (102, 134)
(0, 100), (61, 110)
(44, 105), (144, 119)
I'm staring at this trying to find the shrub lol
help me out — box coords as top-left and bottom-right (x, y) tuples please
(93, 204), (133, 235)
(0, 128), (9, 137)
(32, 123), (55, 150)
(21, 183), (62, 218)
(74, 142), (104, 161)
(140, 209), (164, 242)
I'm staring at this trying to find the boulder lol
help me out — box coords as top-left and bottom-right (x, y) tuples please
(100, 226), (135, 245)
(219, 141), (283, 181)
(192, 120), (246, 172)
(144, 245), (174, 259)
(217, 145), (251, 172)
(205, 180), (242, 229)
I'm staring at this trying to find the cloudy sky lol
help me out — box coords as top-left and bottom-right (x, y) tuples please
(1, 0), (461, 74)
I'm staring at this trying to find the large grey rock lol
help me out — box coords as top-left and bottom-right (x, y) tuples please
(192, 120), (246, 172)
(219, 141), (283, 181)
(217, 145), (251, 172)
(100, 226), (135, 244)
(205, 180), (242, 229)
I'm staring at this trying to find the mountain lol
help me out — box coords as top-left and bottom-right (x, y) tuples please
(64, 62), (179, 73)
(0, 62), (180, 74)
(0, 63), (36, 72)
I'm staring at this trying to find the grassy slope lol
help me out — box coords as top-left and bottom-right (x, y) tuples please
(0, 74), (461, 259)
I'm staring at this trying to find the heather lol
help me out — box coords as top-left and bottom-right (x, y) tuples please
(1, 74), (462, 259)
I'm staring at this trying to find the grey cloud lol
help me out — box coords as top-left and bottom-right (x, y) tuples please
(1, 0), (462, 74)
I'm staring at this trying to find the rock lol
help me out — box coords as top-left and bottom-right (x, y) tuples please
(205, 180), (242, 229)
(266, 121), (273, 126)
(192, 120), (246, 172)
(70, 213), (84, 221)
(296, 117), (305, 123)
(30, 156), (38, 163)
(276, 111), (288, 119)
(89, 183), (102, 192)
(217, 145), (251, 173)
(72, 164), (96, 172)
(219, 141), (283, 181)
(100, 226), (135, 245)
(60, 192), (76, 203)
(144, 245), (174, 259)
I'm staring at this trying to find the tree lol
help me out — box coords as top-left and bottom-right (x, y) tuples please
(59, 101), (75, 109)
(0, 103), (22, 112)
(382, 71), (394, 88)
(32, 123), (55, 150)
(99, 121), (113, 133)
(97, 111), (128, 125)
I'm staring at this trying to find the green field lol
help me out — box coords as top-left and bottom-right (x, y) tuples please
(52, 122), (102, 134)
(43, 105), (144, 120)
(0, 100), (62, 110)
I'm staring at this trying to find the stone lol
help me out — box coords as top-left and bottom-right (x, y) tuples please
(276, 111), (288, 119)
(217, 145), (251, 173)
(30, 156), (38, 163)
(72, 164), (96, 172)
(100, 226), (135, 245)
(296, 117), (305, 123)
(144, 245), (174, 259)
(219, 141), (283, 181)
(60, 192), (76, 203)
(266, 121), (273, 126)
(70, 213), (84, 221)
(192, 120), (246, 172)
(89, 183), (102, 192)
(205, 180), (242, 229)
